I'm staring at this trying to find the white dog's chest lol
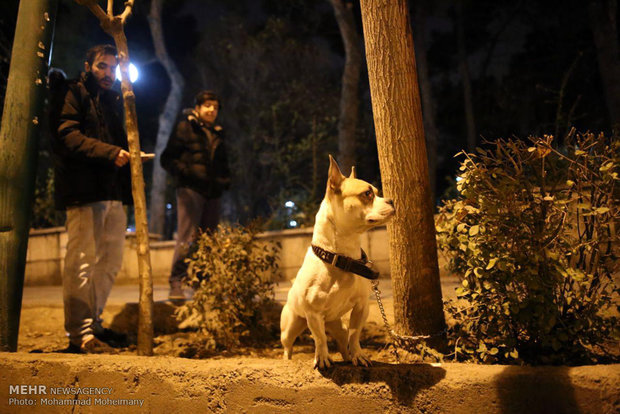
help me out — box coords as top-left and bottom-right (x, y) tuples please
(322, 287), (364, 321)
(290, 255), (371, 322)
(308, 282), (367, 321)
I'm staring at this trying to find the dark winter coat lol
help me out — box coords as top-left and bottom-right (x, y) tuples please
(50, 72), (132, 209)
(161, 109), (231, 199)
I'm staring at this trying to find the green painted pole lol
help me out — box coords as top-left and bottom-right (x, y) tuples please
(0, 0), (58, 352)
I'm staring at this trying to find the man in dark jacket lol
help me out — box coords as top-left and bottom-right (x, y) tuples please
(161, 90), (231, 300)
(51, 44), (133, 353)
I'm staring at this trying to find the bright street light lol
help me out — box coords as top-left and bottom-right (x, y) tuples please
(116, 63), (139, 83)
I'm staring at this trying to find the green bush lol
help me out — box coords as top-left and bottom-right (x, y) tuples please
(176, 223), (281, 354)
(436, 132), (619, 364)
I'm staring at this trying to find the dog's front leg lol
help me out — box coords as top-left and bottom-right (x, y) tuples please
(306, 313), (333, 369)
(348, 302), (371, 366)
(326, 319), (350, 361)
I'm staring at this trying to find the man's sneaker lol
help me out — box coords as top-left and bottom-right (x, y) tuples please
(168, 281), (186, 301)
(61, 342), (83, 354)
(80, 336), (116, 354)
(94, 328), (128, 348)
(62, 336), (116, 354)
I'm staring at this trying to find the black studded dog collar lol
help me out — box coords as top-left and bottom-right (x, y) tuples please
(311, 244), (380, 280)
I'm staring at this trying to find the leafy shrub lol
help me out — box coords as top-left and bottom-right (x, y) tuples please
(176, 223), (281, 354)
(436, 132), (619, 364)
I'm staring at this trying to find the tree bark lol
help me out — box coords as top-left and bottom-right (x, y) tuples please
(412, 1), (439, 201)
(113, 30), (154, 356)
(77, 0), (153, 356)
(359, 0), (446, 343)
(0, 0), (58, 351)
(456, 0), (476, 151)
(147, 0), (185, 236)
(329, 0), (362, 175)
(588, 0), (620, 128)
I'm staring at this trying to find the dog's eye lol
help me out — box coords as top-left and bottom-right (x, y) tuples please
(364, 190), (374, 199)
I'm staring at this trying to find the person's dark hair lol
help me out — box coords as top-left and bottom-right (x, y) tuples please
(85, 44), (117, 66)
(194, 90), (221, 108)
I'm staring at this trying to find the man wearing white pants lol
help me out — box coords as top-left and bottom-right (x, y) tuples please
(50, 45), (137, 353)
(63, 201), (126, 348)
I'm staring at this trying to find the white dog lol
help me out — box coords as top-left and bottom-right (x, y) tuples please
(280, 155), (395, 368)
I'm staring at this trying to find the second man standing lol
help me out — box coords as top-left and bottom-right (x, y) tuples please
(161, 90), (231, 300)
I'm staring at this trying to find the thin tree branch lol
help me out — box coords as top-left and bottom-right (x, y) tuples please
(120, 0), (134, 24)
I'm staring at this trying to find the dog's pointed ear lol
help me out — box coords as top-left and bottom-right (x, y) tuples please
(328, 154), (344, 192)
(349, 166), (356, 179)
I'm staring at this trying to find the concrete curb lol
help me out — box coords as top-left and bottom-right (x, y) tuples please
(1, 353), (618, 413)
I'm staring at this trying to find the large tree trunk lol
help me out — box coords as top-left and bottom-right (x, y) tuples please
(329, 0), (362, 175)
(0, 0), (58, 351)
(412, 1), (439, 201)
(456, 0), (476, 151)
(147, 0), (185, 236)
(359, 0), (446, 344)
(588, 0), (620, 128)
(78, 0), (154, 356)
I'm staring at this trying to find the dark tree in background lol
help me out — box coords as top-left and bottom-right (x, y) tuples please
(412, 0), (440, 198)
(429, 0), (615, 198)
(455, 0), (476, 152)
(587, 0), (620, 128)
(147, 0), (185, 236)
(329, 0), (363, 176)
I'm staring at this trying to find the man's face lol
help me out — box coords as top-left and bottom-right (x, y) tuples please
(85, 53), (117, 90)
(196, 100), (219, 124)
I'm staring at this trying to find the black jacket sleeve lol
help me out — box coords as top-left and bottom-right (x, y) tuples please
(57, 87), (121, 163)
(160, 120), (189, 178)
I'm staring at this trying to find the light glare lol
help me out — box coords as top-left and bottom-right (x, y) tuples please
(116, 63), (139, 83)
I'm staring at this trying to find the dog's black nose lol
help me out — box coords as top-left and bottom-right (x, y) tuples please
(385, 199), (394, 206)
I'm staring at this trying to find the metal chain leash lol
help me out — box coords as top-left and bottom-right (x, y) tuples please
(371, 280), (447, 363)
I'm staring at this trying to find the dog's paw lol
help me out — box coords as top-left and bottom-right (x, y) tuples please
(313, 354), (334, 370)
(351, 352), (372, 367)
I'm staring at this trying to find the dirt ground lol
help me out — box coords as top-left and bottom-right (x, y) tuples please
(18, 293), (415, 364)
